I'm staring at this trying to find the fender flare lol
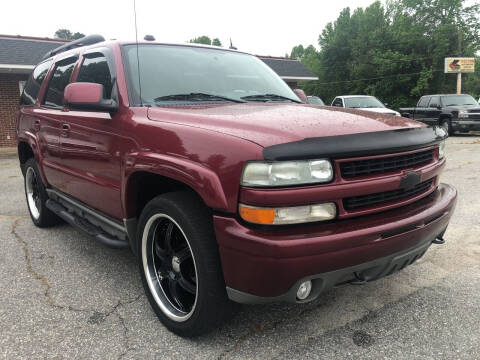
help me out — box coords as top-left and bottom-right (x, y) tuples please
(123, 151), (230, 218)
(18, 132), (49, 185)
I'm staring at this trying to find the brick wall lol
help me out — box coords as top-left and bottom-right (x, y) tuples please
(0, 73), (28, 147)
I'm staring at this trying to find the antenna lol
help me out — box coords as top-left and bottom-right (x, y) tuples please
(229, 38), (237, 50)
(133, 0), (143, 106)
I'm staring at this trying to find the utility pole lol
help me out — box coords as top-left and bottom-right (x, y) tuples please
(457, 27), (462, 94)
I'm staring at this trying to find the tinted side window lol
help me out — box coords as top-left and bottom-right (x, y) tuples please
(417, 96), (429, 107)
(44, 57), (77, 108)
(77, 54), (113, 98)
(332, 98), (343, 107)
(20, 60), (52, 106)
(428, 96), (440, 107)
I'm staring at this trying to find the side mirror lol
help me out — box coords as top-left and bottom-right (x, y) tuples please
(293, 88), (308, 103)
(64, 82), (117, 112)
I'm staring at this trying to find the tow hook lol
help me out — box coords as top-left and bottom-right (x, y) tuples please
(350, 272), (368, 285)
(432, 235), (445, 245)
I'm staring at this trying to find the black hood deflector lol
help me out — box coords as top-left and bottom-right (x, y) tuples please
(262, 126), (447, 161)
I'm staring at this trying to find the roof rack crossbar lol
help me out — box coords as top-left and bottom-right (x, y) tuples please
(41, 34), (105, 60)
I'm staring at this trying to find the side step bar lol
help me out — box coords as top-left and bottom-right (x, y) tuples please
(46, 198), (129, 249)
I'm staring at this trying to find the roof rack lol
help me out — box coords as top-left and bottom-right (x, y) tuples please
(41, 34), (105, 60)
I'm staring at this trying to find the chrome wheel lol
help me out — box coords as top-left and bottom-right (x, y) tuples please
(142, 214), (198, 322)
(25, 167), (41, 220)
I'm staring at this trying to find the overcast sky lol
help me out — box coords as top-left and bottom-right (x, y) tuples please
(2, 0), (376, 56)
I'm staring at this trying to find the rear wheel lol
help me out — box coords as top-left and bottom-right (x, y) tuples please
(137, 191), (237, 337)
(23, 158), (60, 227)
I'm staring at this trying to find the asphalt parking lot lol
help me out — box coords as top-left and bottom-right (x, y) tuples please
(1, 135), (479, 359)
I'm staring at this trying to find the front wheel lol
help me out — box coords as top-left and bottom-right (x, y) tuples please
(440, 118), (454, 136)
(137, 191), (237, 337)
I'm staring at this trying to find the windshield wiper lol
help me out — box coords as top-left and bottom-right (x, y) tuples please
(154, 93), (245, 103)
(241, 94), (302, 103)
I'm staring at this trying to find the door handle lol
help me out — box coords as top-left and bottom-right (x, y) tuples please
(61, 124), (71, 137)
(33, 120), (40, 131)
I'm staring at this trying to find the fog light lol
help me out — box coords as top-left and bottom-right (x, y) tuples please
(296, 280), (312, 300)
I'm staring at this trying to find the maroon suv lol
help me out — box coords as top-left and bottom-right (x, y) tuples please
(17, 35), (457, 337)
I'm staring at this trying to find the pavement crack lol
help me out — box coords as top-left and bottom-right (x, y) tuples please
(114, 295), (142, 360)
(12, 217), (142, 317)
(13, 216), (142, 359)
(12, 218), (87, 313)
(12, 218), (57, 308)
(116, 310), (133, 360)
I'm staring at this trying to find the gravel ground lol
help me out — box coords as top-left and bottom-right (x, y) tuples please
(0, 134), (479, 359)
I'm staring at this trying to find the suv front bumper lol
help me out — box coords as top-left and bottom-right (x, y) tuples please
(214, 184), (457, 303)
(451, 120), (480, 132)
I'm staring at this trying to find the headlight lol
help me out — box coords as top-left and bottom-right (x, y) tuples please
(239, 203), (337, 225)
(439, 140), (446, 159)
(458, 110), (469, 118)
(241, 160), (333, 187)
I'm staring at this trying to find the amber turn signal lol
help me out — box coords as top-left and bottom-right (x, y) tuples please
(239, 205), (276, 225)
(239, 203), (336, 225)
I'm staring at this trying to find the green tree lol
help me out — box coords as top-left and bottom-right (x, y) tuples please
(189, 36), (223, 46)
(290, 0), (480, 108)
(464, 57), (480, 99)
(189, 36), (212, 45)
(290, 45), (305, 58)
(54, 29), (85, 40)
(72, 32), (85, 40)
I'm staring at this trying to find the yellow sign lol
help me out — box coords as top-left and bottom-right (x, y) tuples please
(444, 57), (475, 73)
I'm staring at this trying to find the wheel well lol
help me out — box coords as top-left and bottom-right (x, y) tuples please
(125, 171), (202, 219)
(18, 142), (34, 174)
(439, 115), (450, 124)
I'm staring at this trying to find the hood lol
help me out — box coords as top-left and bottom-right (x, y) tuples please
(355, 107), (399, 115)
(147, 103), (422, 147)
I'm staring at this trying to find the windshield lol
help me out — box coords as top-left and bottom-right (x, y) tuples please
(308, 96), (325, 105)
(441, 95), (478, 107)
(344, 96), (385, 108)
(122, 44), (300, 105)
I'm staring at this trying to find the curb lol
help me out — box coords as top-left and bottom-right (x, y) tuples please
(0, 147), (17, 159)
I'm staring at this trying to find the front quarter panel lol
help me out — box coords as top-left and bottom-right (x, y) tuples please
(123, 116), (263, 215)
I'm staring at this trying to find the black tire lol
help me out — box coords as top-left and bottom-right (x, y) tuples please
(23, 158), (61, 227)
(137, 191), (238, 337)
(440, 118), (454, 136)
